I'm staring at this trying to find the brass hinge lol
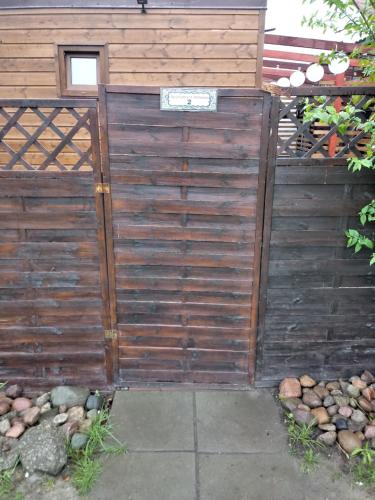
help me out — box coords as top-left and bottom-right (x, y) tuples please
(96, 183), (110, 194)
(104, 329), (118, 339)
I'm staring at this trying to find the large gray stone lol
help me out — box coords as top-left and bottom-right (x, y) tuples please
(19, 421), (67, 475)
(50, 386), (89, 409)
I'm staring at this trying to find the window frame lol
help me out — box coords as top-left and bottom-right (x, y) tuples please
(57, 44), (108, 97)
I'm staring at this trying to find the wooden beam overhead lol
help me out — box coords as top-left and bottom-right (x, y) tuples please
(265, 34), (356, 53)
(0, 0), (268, 10)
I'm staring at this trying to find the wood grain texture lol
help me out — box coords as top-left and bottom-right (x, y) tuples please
(0, 102), (108, 389)
(0, 8), (263, 97)
(256, 145), (375, 385)
(103, 87), (268, 385)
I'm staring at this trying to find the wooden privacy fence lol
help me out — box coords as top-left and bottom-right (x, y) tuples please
(256, 86), (375, 386)
(0, 99), (109, 388)
(0, 86), (374, 389)
(99, 86), (271, 385)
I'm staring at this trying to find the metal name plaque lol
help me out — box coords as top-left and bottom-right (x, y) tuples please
(160, 88), (218, 112)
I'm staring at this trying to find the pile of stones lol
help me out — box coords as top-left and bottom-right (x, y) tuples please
(0, 385), (103, 476)
(279, 370), (375, 455)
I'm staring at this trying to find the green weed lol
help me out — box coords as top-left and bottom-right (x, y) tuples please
(0, 460), (18, 498)
(350, 443), (375, 488)
(286, 413), (323, 453)
(301, 449), (320, 474)
(68, 407), (126, 495)
(70, 455), (102, 496)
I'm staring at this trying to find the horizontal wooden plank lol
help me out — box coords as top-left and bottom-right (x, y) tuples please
(267, 288), (375, 315)
(0, 72), (56, 86)
(117, 289), (251, 305)
(275, 165), (375, 185)
(109, 170), (258, 188)
(0, 212), (97, 229)
(0, 0), (266, 9)
(120, 311), (251, 327)
(107, 92), (263, 113)
(109, 142), (259, 158)
(0, 242), (99, 260)
(0, 271), (99, 288)
(273, 199), (367, 217)
(0, 58), (55, 72)
(110, 58), (256, 73)
(116, 264), (252, 280)
(0, 325), (103, 341)
(109, 123), (259, 146)
(107, 107), (261, 130)
(109, 43), (258, 59)
(109, 72), (256, 87)
(0, 14), (259, 30)
(115, 249), (253, 268)
(119, 368), (248, 384)
(111, 198), (255, 216)
(113, 226), (254, 243)
(0, 87), (57, 98)
(0, 177), (94, 196)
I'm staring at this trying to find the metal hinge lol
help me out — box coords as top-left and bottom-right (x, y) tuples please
(104, 329), (118, 339)
(96, 183), (110, 194)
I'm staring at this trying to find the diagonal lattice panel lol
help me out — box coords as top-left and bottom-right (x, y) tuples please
(277, 94), (372, 159)
(0, 105), (94, 171)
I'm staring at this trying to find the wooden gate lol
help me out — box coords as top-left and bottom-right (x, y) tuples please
(100, 86), (271, 385)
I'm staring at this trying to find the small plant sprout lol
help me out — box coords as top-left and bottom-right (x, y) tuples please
(350, 443), (375, 488)
(301, 449), (320, 474)
(0, 459), (19, 498)
(286, 413), (324, 453)
(68, 408), (126, 495)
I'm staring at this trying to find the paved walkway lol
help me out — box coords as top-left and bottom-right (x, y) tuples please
(91, 389), (370, 500)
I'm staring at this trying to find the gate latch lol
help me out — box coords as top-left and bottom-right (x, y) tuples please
(96, 183), (110, 194)
(104, 329), (118, 339)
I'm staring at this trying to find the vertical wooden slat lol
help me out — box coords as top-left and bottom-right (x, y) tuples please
(255, 95), (280, 383)
(248, 91), (271, 383)
(98, 84), (120, 385)
(89, 106), (113, 385)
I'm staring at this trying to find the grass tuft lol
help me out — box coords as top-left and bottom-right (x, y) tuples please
(350, 443), (375, 489)
(68, 406), (126, 495)
(285, 413), (324, 474)
(301, 448), (320, 474)
(0, 460), (19, 499)
(286, 413), (324, 453)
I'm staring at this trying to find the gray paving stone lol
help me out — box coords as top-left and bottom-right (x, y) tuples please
(196, 389), (287, 453)
(109, 390), (195, 451)
(91, 452), (196, 500)
(199, 453), (370, 500)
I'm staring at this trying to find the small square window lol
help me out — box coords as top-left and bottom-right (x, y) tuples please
(70, 56), (98, 86)
(57, 45), (108, 97)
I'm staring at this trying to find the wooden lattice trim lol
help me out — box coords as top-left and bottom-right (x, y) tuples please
(277, 91), (374, 159)
(0, 102), (95, 172)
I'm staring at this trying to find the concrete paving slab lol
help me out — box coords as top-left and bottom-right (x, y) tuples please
(109, 390), (195, 451)
(91, 452), (196, 500)
(196, 390), (287, 453)
(199, 453), (371, 500)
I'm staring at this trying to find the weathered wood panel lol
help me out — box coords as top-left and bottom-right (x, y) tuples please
(0, 8), (263, 98)
(0, 102), (108, 389)
(257, 90), (375, 386)
(102, 87), (270, 385)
